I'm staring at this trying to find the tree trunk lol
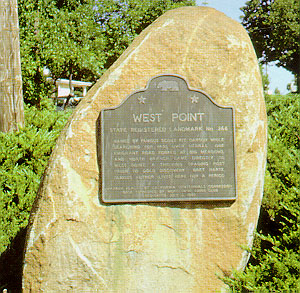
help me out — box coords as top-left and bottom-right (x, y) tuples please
(296, 74), (300, 94)
(0, 0), (24, 132)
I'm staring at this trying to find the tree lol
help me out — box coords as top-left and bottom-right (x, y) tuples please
(18, 0), (195, 106)
(0, 0), (24, 132)
(260, 64), (270, 93)
(18, 0), (107, 106)
(241, 0), (300, 92)
(94, 0), (196, 69)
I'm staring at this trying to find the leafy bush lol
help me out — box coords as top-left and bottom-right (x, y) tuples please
(0, 100), (71, 255)
(222, 93), (300, 291)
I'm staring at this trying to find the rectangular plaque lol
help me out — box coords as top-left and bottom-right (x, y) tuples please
(97, 74), (237, 203)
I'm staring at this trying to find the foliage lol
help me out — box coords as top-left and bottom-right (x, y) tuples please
(222, 94), (300, 291)
(259, 64), (270, 93)
(94, 0), (195, 68)
(18, 0), (106, 105)
(241, 0), (300, 91)
(18, 0), (195, 105)
(0, 101), (72, 255)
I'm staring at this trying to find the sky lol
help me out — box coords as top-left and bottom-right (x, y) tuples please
(195, 0), (294, 94)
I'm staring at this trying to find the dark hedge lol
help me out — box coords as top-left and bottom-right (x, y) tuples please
(222, 94), (300, 291)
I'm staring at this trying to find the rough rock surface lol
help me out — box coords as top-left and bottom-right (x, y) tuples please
(23, 7), (267, 292)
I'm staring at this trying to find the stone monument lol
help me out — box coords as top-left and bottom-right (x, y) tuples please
(22, 7), (267, 292)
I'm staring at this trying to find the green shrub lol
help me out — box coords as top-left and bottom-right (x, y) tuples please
(222, 94), (300, 291)
(0, 100), (71, 255)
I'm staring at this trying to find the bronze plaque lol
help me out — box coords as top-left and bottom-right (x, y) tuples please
(97, 75), (236, 203)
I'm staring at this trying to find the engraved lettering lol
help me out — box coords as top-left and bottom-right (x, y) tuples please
(114, 175), (132, 180)
(136, 175), (155, 180)
(208, 174), (225, 178)
(189, 138), (208, 142)
(141, 138), (159, 143)
(113, 138), (130, 143)
(114, 163), (127, 167)
(131, 162), (146, 167)
(130, 127), (166, 133)
(128, 157), (145, 161)
(193, 168), (205, 172)
(209, 168), (224, 172)
(188, 161), (209, 166)
(171, 112), (205, 122)
(161, 138), (176, 143)
(213, 161), (225, 166)
(143, 169), (155, 173)
(210, 137), (224, 142)
(115, 169), (129, 174)
(218, 126), (228, 131)
(132, 113), (162, 123)
(110, 127), (127, 133)
(173, 126), (203, 132)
